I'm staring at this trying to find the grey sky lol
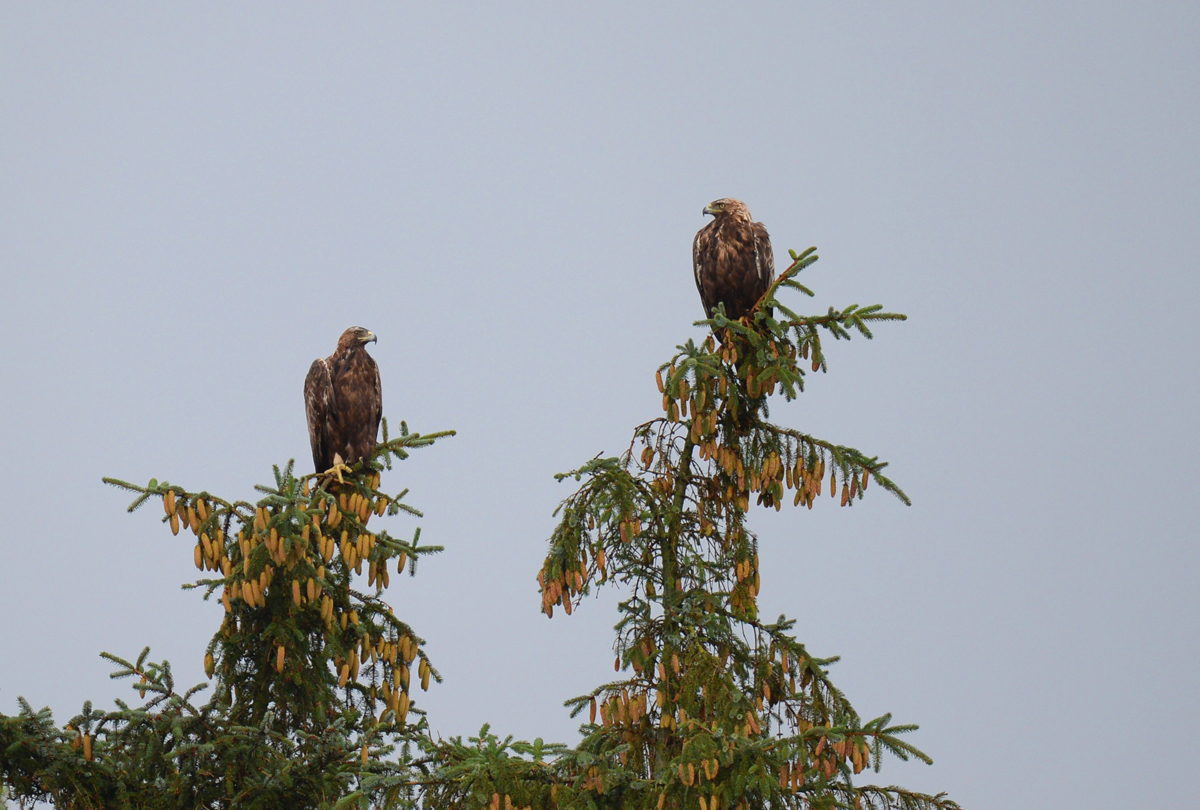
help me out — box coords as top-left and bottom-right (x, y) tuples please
(2, 4), (1197, 807)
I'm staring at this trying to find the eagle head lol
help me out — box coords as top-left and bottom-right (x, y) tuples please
(702, 198), (752, 220)
(338, 326), (377, 349)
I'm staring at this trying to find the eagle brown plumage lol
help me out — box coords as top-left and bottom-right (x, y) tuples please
(304, 326), (382, 473)
(692, 198), (775, 322)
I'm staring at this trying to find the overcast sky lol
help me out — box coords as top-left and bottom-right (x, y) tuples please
(2, 4), (1197, 808)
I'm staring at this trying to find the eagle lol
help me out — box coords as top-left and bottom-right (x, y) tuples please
(304, 326), (382, 474)
(692, 198), (775, 322)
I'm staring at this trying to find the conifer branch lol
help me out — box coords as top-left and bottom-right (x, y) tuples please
(852, 785), (964, 810)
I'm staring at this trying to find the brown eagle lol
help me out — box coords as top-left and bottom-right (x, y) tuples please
(304, 326), (382, 473)
(692, 198), (775, 321)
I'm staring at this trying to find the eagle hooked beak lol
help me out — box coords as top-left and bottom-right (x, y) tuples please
(360, 331), (377, 345)
(703, 203), (717, 217)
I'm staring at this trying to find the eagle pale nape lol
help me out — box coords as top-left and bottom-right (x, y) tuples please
(692, 198), (775, 322)
(304, 327), (383, 474)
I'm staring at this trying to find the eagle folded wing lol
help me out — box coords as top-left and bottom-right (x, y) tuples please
(369, 363), (382, 449)
(304, 358), (336, 472)
(751, 220), (775, 309)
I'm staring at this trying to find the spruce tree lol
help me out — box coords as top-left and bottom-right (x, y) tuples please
(425, 248), (961, 810)
(0, 422), (453, 809)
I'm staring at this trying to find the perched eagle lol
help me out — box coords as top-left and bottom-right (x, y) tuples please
(692, 198), (775, 321)
(304, 327), (382, 473)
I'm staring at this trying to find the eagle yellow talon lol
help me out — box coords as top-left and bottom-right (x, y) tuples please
(321, 462), (354, 485)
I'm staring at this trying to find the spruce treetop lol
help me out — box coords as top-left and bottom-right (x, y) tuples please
(431, 247), (959, 810)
